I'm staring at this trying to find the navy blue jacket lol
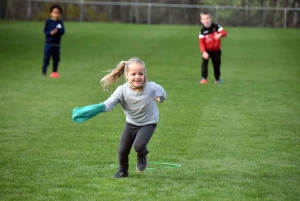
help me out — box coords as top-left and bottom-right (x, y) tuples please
(43, 18), (65, 44)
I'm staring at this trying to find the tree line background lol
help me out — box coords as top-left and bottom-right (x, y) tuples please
(1, 0), (299, 27)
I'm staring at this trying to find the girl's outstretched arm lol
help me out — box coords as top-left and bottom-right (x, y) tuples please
(72, 86), (122, 122)
(103, 86), (122, 112)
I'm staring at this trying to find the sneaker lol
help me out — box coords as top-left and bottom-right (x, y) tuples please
(200, 78), (207, 84)
(214, 79), (223, 84)
(113, 170), (129, 178)
(42, 72), (46, 76)
(50, 72), (60, 78)
(136, 154), (147, 172)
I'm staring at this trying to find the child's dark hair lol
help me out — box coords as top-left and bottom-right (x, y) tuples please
(50, 4), (62, 14)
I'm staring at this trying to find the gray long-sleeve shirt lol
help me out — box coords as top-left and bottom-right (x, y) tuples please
(103, 82), (167, 126)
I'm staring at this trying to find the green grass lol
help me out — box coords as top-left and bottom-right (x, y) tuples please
(0, 21), (299, 200)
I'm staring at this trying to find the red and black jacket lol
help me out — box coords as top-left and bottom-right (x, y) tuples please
(199, 23), (227, 53)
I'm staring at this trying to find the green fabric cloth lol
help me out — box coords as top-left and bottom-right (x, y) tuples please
(72, 103), (105, 122)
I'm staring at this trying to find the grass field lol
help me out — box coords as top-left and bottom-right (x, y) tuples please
(0, 21), (299, 200)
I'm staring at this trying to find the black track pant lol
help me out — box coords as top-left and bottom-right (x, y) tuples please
(118, 122), (157, 171)
(201, 49), (221, 80)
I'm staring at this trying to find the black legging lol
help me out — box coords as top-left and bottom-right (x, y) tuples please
(118, 122), (157, 171)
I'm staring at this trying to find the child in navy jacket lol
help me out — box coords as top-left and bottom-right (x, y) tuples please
(42, 5), (65, 78)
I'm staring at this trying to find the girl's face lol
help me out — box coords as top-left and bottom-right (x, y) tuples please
(125, 62), (145, 88)
(50, 8), (61, 20)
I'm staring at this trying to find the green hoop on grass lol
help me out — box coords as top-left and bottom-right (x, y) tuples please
(110, 162), (181, 170)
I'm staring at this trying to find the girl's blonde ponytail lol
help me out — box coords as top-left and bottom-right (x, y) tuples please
(100, 61), (126, 92)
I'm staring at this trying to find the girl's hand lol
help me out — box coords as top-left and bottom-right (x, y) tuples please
(155, 97), (162, 103)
